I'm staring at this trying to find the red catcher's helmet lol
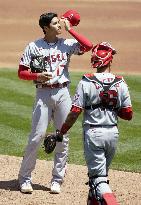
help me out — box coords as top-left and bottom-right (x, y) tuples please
(61, 10), (80, 26)
(91, 42), (117, 68)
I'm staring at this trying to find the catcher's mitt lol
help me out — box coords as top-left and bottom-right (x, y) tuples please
(43, 130), (63, 154)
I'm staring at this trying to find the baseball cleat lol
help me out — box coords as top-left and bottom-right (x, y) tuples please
(20, 181), (33, 194)
(50, 181), (61, 194)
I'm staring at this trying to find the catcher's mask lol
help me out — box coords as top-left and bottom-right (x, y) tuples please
(91, 42), (117, 69)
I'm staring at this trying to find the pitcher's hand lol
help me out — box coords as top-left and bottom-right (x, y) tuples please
(60, 18), (71, 31)
(37, 72), (52, 82)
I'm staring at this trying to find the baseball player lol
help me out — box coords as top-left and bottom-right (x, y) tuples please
(18, 11), (93, 194)
(57, 42), (133, 204)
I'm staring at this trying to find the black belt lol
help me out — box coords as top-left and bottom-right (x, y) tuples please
(89, 124), (117, 128)
(85, 103), (101, 110)
(85, 104), (119, 111)
(36, 82), (68, 89)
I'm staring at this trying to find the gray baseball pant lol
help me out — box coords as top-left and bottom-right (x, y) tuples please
(83, 125), (119, 199)
(18, 86), (72, 185)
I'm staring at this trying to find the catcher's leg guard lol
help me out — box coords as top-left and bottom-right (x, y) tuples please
(87, 196), (99, 205)
(102, 193), (120, 205)
(87, 176), (106, 205)
(87, 189), (99, 205)
(87, 175), (112, 205)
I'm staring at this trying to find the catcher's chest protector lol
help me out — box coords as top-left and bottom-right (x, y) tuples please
(83, 74), (123, 110)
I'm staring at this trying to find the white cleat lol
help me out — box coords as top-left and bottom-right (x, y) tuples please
(50, 181), (61, 194)
(20, 181), (33, 194)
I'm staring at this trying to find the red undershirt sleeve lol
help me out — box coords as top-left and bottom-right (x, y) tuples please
(71, 105), (83, 113)
(18, 64), (38, 81)
(68, 28), (93, 52)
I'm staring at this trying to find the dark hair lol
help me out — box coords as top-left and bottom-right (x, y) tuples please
(39, 12), (58, 30)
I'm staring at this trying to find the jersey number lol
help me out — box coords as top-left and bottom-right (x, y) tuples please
(99, 90), (118, 109)
(57, 65), (65, 76)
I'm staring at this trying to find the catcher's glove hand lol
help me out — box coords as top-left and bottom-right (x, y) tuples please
(43, 130), (63, 154)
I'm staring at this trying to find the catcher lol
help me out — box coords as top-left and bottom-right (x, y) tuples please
(43, 42), (133, 204)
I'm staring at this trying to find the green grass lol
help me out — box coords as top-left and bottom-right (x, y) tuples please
(0, 68), (141, 172)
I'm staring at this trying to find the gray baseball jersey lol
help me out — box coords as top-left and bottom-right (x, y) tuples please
(72, 72), (132, 126)
(20, 38), (83, 84)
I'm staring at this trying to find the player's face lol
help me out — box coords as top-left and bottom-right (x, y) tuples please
(48, 17), (62, 35)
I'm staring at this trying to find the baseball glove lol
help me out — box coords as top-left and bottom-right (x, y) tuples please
(43, 130), (63, 154)
(30, 55), (47, 73)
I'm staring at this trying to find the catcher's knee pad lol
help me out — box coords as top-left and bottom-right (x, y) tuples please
(88, 175), (109, 204)
(102, 193), (120, 205)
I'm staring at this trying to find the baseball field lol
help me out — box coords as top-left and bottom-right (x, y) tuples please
(0, 0), (141, 204)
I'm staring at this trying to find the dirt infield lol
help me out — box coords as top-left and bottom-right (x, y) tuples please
(0, 1), (141, 205)
(0, 0), (141, 74)
(0, 155), (141, 205)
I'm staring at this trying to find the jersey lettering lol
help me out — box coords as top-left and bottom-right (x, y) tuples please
(44, 53), (67, 65)
(103, 78), (114, 83)
(44, 56), (51, 64)
(51, 55), (56, 62)
(56, 54), (61, 61)
(95, 84), (101, 89)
